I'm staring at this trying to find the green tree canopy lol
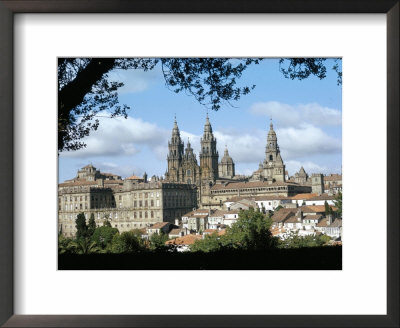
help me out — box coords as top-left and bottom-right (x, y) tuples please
(334, 191), (342, 217)
(88, 213), (96, 237)
(75, 212), (88, 240)
(191, 208), (278, 252)
(91, 225), (119, 250)
(111, 230), (145, 254)
(278, 232), (331, 248)
(149, 231), (169, 251)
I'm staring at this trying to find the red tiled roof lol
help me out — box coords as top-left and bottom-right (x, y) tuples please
(324, 174), (342, 181)
(211, 180), (298, 191)
(165, 234), (202, 245)
(149, 222), (170, 229)
(307, 194), (335, 201)
(59, 180), (98, 187)
(271, 208), (297, 223)
(301, 205), (337, 213)
(290, 193), (318, 200)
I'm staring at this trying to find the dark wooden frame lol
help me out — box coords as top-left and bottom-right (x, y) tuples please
(0, 0), (398, 327)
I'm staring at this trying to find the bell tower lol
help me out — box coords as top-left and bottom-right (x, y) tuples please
(263, 119), (285, 182)
(166, 117), (184, 182)
(199, 113), (219, 182)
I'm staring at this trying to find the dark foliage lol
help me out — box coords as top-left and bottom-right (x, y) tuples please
(59, 246), (342, 270)
(58, 58), (259, 152)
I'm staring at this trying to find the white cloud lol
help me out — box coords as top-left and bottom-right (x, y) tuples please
(250, 101), (342, 127)
(60, 117), (169, 158)
(60, 115), (341, 177)
(277, 123), (342, 160)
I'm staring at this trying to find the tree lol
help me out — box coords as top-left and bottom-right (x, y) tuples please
(334, 191), (342, 218)
(103, 219), (112, 227)
(278, 231), (331, 248)
(324, 200), (333, 216)
(149, 231), (169, 251)
(190, 232), (223, 253)
(279, 58), (342, 85)
(111, 230), (145, 253)
(274, 205), (283, 212)
(58, 58), (341, 152)
(58, 234), (75, 254)
(91, 225), (119, 250)
(75, 212), (88, 240)
(226, 208), (278, 250)
(71, 238), (101, 254)
(58, 58), (260, 151)
(87, 213), (96, 237)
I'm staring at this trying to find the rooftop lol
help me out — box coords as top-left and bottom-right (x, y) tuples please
(165, 234), (202, 246)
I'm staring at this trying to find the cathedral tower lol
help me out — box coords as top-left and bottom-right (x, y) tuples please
(199, 114), (219, 181)
(166, 117), (184, 182)
(263, 120), (285, 182)
(181, 138), (200, 184)
(218, 146), (235, 178)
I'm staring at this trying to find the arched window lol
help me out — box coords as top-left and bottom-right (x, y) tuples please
(269, 155), (273, 161)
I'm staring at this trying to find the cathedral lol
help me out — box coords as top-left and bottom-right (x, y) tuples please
(164, 114), (236, 205)
(165, 114), (236, 186)
(250, 119), (286, 182)
(164, 115), (316, 209)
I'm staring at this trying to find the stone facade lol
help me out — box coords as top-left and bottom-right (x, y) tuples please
(58, 166), (197, 238)
(218, 147), (235, 179)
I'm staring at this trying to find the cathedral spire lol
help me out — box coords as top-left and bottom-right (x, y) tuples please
(204, 113), (212, 133)
(224, 145), (229, 157)
(270, 117), (273, 130)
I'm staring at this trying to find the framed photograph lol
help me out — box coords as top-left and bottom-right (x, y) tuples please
(1, 0), (398, 327)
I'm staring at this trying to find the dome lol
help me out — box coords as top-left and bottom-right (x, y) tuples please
(220, 147), (234, 164)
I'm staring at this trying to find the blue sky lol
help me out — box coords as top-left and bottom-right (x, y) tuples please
(59, 58), (342, 182)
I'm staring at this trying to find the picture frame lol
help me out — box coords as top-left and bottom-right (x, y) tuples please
(0, 0), (398, 327)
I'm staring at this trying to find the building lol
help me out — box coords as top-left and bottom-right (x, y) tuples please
(164, 116), (319, 209)
(250, 120), (285, 182)
(58, 165), (197, 238)
(324, 174), (342, 194)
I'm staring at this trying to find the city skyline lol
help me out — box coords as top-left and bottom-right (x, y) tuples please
(59, 58), (342, 182)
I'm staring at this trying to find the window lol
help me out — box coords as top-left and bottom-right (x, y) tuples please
(156, 192), (159, 198)
(156, 200), (160, 207)
(151, 200), (154, 206)
(139, 200), (142, 207)
(187, 169), (191, 176)
(269, 155), (273, 161)
(145, 193), (148, 198)
(145, 211), (148, 218)
(134, 200), (137, 207)
(145, 200), (148, 207)
(119, 195), (122, 200)
(134, 212), (137, 219)
(139, 212), (142, 218)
